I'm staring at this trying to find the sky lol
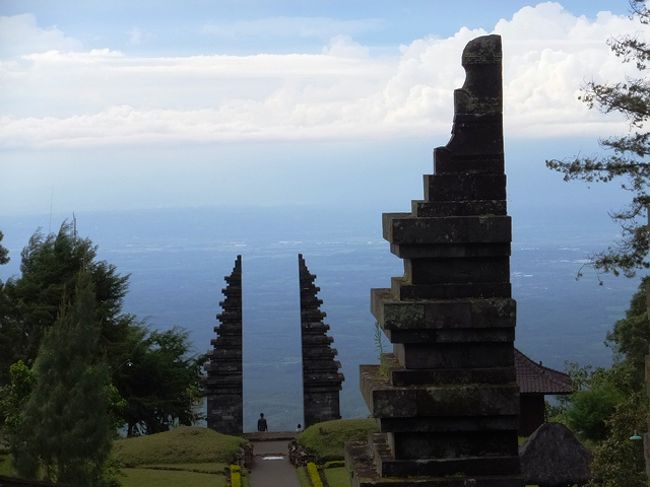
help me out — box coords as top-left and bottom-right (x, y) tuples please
(0, 0), (645, 216)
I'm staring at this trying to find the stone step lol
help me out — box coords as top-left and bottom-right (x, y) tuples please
(361, 365), (519, 418)
(383, 214), (511, 246)
(412, 199), (506, 217)
(371, 289), (516, 331)
(390, 277), (511, 300)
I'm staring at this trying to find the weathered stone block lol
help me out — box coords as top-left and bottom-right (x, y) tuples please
(379, 416), (518, 433)
(391, 242), (511, 259)
(361, 366), (519, 418)
(390, 277), (511, 300)
(404, 257), (509, 284)
(383, 215), (511, 246)
(412, 199), (507, 217)
(372, 289), (516, 330)
(394, 343), (514, 369)
(345, 441), (524, 487)
(383, 327), (515, 344)
(433, 148), (504, 175)
(424, 174), (506, 202)
(387, 430), (518, 460)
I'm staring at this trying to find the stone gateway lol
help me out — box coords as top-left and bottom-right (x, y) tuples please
(346, 35), (524, 486)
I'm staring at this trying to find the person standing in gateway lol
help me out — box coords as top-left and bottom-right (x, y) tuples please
(257, 413), (268, 432)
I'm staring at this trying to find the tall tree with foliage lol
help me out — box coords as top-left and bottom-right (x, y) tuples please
(18, 272), (115, 486)
(1, 222), (206, 435)
(546, 0), (649, 277)
(0, 222), (131, 382)
(557, 278), (650, 485)
(115, 324), (205, 436)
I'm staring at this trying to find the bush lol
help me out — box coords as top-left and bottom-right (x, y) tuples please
(306, 462), (323, 487)
(297, 419), (378, 461)
(566, 383), (623, 441)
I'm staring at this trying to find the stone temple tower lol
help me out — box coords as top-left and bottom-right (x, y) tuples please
(346, 35), (523, 486)
(206, 255), (243, 435)
(298, 254), (344, 427)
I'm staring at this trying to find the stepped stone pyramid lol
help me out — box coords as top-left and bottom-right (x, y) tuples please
(206, 255), (243, 435)
(346, 35), (523, 486)
(298, 254), (344, 427)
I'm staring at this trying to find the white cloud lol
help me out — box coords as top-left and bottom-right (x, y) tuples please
(0, 4), (646, 148)
(0, 13), (81, 57)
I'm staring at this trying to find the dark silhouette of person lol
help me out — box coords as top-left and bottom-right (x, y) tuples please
(257, 413), (268, 432)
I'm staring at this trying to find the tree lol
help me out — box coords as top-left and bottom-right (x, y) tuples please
(587, 392), (648, 487)
(606, 276), (650, 390)
(551, 277), (649, 484)
(0, 360), (37, 477)
(0, 231), (8, 265)
(1, 221), (206, 435)
(0, 230), (18, 385)
(116, 325), (206, 436)
(546, 0), (649, 277)
(1, 222), (131, 382)
(18, 272), (115, 486)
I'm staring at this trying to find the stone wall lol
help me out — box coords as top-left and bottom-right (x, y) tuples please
(346, 35), (523, 486)
(298, 254), (344, 427)
(206, 255), (243, 435)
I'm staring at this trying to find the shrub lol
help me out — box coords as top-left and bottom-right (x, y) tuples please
(306, 462), (323, 487)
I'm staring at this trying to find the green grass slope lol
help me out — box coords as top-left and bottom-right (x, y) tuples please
(113, 426), (245, 467)
(297, 419), (378, 461)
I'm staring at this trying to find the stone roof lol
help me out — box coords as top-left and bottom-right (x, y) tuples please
(515, 348), (573, 395)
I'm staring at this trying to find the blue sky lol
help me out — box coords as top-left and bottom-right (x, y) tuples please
(0, 1), (630, 55)
(0, 1), (643, 215)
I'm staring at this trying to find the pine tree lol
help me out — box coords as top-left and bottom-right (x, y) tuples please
(19, 272), (115, 486)
(546, 0), (649, 276)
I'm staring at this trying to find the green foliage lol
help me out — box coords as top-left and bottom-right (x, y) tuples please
(0, 231), (8, 266)
(565, 381), (624, 441)
(606, 276), (650, 389)
(0, 361), (35, 433)
(111, 426), (244, 467)
(0, 360), (37, 477)
(18, 272), (116, 486)
(587, 392), (648, 487)
(297, 419), (378, 461)
(307, 461), (324, 487)
(0, 222), (131, 384)
(0, 222), (206, 435)
(115, 325), (206, 436)
(545, 0), (649, 276)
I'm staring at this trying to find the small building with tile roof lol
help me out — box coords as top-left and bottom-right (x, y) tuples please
(515, 348), (573, 436)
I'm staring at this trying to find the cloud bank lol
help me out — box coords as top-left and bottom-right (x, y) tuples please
(0, 4), (646, 148)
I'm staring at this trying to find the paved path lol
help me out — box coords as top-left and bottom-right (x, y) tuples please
(249, 439), (301, 487)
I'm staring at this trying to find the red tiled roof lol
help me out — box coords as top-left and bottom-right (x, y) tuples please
(515, 348), (573, 395)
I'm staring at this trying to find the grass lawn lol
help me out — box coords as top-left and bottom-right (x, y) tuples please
(113, 426), (244, 466)
(296, 466), (310, 487)
(139, 462), (228, 474)
(121, 467), (226, 487)
(323, 467), (351, 487)
(297, 419), (378, 461)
